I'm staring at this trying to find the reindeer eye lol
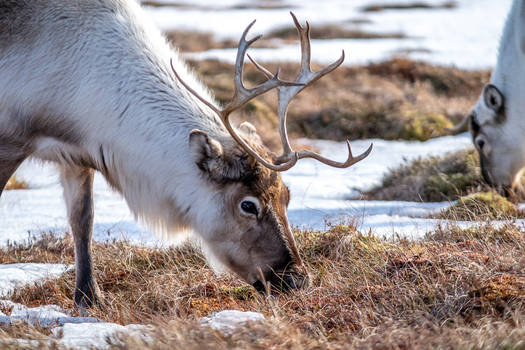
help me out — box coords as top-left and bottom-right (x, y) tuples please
(241, 200), (258, 216)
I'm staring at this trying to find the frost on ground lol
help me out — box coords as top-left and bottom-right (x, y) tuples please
(201, 310), (265, 336)
(0, 301), (99, 327)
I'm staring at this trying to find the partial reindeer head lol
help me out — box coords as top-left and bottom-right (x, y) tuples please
(449, 1), (525, 201)
(452, 83), (524, 200)
(173, 13), (372, 292)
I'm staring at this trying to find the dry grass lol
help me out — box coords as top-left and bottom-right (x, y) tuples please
(367, 149), (486, 202)
(367, 148), (525, 203)
(185, 58), (489, 150)
(0, 222), (522, 348)
(142, 1), (292, 10)
(441, 192), (520, 221)
(266, 24), (407, 40)
(4, 176), (28, 191)
(361, 1), (457, 12)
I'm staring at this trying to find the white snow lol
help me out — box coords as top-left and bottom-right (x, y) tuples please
(201, 310), (265, 335)
(0, 300), (100, 327)
(0, 263), (72, 297)
(0, 134), (474, 243)
(147, 0), (512, 69)
(51, 322), (149, 349)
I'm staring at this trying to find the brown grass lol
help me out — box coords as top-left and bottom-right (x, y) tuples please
(441, 192), (521, 221)
(186, 58), (489, 150)
(366, 149), (485, 202)
(0, 222), (522, 348)
(367, 148), (525, 203)
(267, 24), (407, 40)
(361, 1), (457, 12)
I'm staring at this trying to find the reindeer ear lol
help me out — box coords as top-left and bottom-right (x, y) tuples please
(483, 84), (504, 113)
(189, 129), (224, 173)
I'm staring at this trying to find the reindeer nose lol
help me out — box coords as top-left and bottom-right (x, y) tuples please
(252, 270), (309, 294)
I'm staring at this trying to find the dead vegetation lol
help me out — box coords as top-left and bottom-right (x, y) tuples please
(266, 24), (406, 41)
(0, 222), (522, 348)
(361, 1), (457, 12)
(441, 192), (519, 221)
(367, 148), (525, 203)
(184, 58), (489, 150)
(367, 149), (485, 202)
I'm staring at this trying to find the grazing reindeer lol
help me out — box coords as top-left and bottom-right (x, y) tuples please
(452, 0), (525, 197)
(0, 0), (371, 307)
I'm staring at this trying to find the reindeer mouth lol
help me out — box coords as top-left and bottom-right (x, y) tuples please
(252, 270), (309, 294)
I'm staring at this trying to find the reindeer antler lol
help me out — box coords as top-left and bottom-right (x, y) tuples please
(170, 13), (373, 171)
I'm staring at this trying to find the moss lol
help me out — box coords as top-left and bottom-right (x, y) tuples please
(367, 149), (483, 202)
(220, 285), (256, 301)
(399, 111), (454, 141)
(442, 192), (517, 220)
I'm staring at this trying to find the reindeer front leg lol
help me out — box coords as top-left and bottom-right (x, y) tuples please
(60, 166), (101, 308)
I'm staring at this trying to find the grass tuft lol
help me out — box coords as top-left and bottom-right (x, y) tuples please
(442, 192), (518, 220)
(367, 149), (484, 201)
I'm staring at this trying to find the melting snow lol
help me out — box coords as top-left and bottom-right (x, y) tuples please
(0, 264), (72, 297)
(148, 0), (512, 69)
(201, 310), (265, 335)
(0, 134), (474, 243)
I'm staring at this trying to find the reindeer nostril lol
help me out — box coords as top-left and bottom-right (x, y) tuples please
(477, 139), (485, 150)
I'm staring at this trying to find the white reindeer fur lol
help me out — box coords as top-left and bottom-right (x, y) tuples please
(471, 0), (525, 186)
(0, 0), (231, 242)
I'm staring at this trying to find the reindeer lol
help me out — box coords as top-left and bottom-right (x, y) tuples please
(0, 0), (372, 307)
(452, 0), (525, 198)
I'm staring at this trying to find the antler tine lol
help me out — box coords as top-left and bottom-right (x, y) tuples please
(290, 12), (311, 73)
(247, 53), (273, 80)
(223, 20), (302, 116)
(297, 142), (374, 168)
(171, 15), (372, 172)
(170, 20), (303, 172)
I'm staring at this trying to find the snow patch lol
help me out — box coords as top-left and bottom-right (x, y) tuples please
(0, 134), (475, 241)
(148, 0), (512, 69)
(0, 263), (73, 297)
(201, 310), (265, 335)
(0, 301), (100, 327)
(51, 322), (149, 349)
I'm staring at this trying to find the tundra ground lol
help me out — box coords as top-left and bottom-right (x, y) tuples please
(0, 222), (523, 349)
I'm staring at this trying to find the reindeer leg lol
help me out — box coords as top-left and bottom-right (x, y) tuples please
(60, 166), (101, 308)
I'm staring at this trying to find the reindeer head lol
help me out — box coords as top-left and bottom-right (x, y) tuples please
(449, 1), (525, 200)
(172, 13), (372, 292)
(453, 83), (525, 199)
